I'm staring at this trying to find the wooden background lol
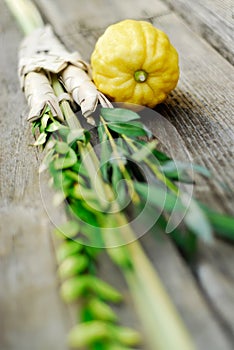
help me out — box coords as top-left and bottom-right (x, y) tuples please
(0, 0), (233, 349)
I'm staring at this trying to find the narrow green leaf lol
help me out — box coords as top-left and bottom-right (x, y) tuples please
(55, 141), (70, 154)
(51, 170), (73, 191)
(134, 182), (184, 212)
(54, 148), (77, 169)
(88, 298), (118, 322)
(58, 126), (70, 139)
(109, 325), (141, 346)
(200, 205), (234, 240)
(104, 345), (134, 350)
(54, 220), (80, 238)
(108, 122), (150, 137)
(99, 133), (112, 181)
(112, 164), (122, 191)
(67, 128), (85, 144)
(56, 240), (83, 263)
(40, 113), (50, 131)
(64, 170), (78, 182)
(184, 199), (213, 242)
(33, 132), (47, 146)
(90, 277), (122, 302)
(46, 121), (62, 132)
(68, 321), (109, 347)
(58, 255), (89, 279)
(81, 223), (105, 247)
(69, 201), (100, 226)
(60, 276), (88, 303)
(152, 149), (171, 162)
(131, 140), (158, 162)
(101, 108), (140, 122)
(160, 161), (211, 178)
(32, 120), (41, 135)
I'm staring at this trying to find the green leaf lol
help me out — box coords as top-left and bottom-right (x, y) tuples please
(152, 148), (171, 163)
(70, 184), (97, 201)
(184, 199), (213, 242)
(112, 164), (122, 191)
(60, 276), (89, 303)
(134, 182), (184, 212)
(58, 255), (89, 279)
(56, 240), (83, 262)
(55, 141), (70, 154)
(160, 161), (211, 179)
(33, 132), (47, 146)
(81, 223), (104, 247)
(50, 170), (73, 192)
(98, 124), (105, 142)
(101, 108), (140, 123)
(54, 148), (77, 169)
(87, 298), (118, 322)
(131, 140), (158, 162)
(99, 129), (112, 181)
(32, 120), (41, 135)
(40, 113), (50, 131)
(54, 220), (80, 238)
(200, 205), (234, 240)
(155, 215), (198, 260)
(109, 325), (141, 346)
(68, 321), (109, 347)
(90, 277), (122, 302)
(64, 170), (78, 182)
(58, 126), (70, 139)
(67, 128), (85, 144)
(69, 201), (100, 227)
(108, 121), (151, 137)
(46, 121), (63, 132)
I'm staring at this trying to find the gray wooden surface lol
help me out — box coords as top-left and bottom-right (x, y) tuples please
(164, 0), (234, 65)
(1, 0), (234, 349)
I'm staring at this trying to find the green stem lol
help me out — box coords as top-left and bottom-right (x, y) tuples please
(4, 1), (196, 348)
(4, 0), (44, 35)
(51, 75), (108, 210)
(123, 134), (179, 194)
(100, 116), (140, 204)
(56, 95), (195, 349)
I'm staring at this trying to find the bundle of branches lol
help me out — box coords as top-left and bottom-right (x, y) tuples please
(5, 0), (234, 349)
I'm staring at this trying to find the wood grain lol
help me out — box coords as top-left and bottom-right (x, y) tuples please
(0, 1), (72, 349)
(164, 0), (234, 65)
(152, 13), (234, 215)
(1, 0), (234, 349)
(140, 233), (233, 350)
(34, 0), (234, 349)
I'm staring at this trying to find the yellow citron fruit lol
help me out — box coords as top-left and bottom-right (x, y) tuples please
(91, 19), (179, 108)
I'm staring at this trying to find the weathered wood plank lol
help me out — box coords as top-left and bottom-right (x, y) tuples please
(152, 13), (234, 214)
(0, 1), (72, 349)
(36, 0), (169, 28)
(164, 0), (234, 65)
(35, 0), (170, 53)
(2, 0), (234, 349)
(36, 0), (234, 214)
(140, 233), (233, 350)
(0, 2), (147, 348)
(34, 1), (234, 349)
(197, 240), (234, 337)
(151, 13), (234, 343)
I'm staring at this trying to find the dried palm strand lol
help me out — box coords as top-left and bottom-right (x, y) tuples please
(19, 25), (112, 123)
(18, 25), (82, 85)
(24, 71), (64, 121)
(62, 65), (112, 122)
